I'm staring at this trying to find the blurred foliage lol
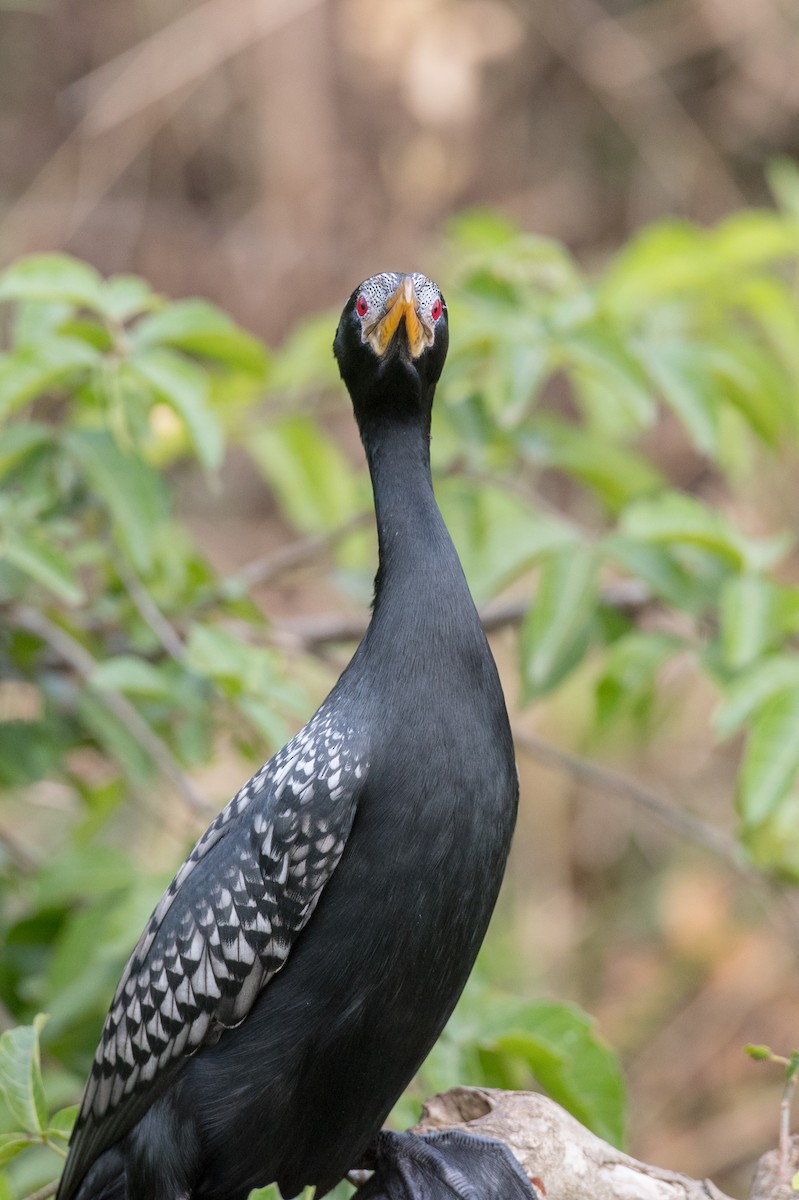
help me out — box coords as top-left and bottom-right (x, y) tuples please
(4, 170), (799, 1193)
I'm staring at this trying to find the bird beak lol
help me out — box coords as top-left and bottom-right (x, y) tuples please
(366, 276), (433, 360)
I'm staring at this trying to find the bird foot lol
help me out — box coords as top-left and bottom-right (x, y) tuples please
(353, 1129), (539, 1199)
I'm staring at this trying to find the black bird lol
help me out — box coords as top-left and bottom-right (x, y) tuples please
(57, 272), (518, 1200)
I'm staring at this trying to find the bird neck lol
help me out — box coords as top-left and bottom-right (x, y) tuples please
(361, 411), (474, 642)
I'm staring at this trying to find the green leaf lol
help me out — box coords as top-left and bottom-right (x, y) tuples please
(77, 692), (158, 788)
(595, 631), (680, 726)
(619, 491), (786, 571)
(90, 656), (176, 699)
(0, 1132), (32, 1166)
(745, 1044), (773, 1061)
(66, 430), (168, 571)
(601, 220), (706, 315)
(0, 254), (105, 311)
(604, 535), (702, 613)
(768, 157), (799, 216)
(11, 298), (73, 347)
(0, 721), (65, 787)
(492, 1001), (626, 1147)
(104, 275), (156, 323)
(563, 325), (655, 431)
(132, 300), (267, 374)
(0, 337), (100, 418)
(130, 347), (223, 469)
(185, 623), (276, 696)
(448, 209), (519, 250)
(736, 688), (799, 830)
(520, 546), (599, 700)
(31, 844), (136, 908)
(719, 575), (776, 670)
(248, 417), (362, 533)
(0, 424), (52, 477)
(438, 478), (579, 603)
(714, 656), (799, 736)
(735, 277), (799, 384)
(707, 338), (795, 445)
(637, 340), (720, 456)
(711, 209), (799, 271)
(0, 1015), (48, 1135)
(1, 533), (84, 604)
(525, 418), (663, 511)
(46, 1105), (78, 1137)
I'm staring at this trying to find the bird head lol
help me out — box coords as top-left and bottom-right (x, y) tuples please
(333, 272), (449, 423)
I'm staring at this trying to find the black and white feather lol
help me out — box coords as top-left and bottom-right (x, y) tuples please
(64, 704), (367, 1189)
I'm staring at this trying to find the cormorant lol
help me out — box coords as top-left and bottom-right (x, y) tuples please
(57, 272), (518, 1200)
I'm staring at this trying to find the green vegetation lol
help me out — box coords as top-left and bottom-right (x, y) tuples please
(3, 172), (799, 1194)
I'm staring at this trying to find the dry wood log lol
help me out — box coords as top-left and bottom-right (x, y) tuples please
(413, 1087), (782, 1200)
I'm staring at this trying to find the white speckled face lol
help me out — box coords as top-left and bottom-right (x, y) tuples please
(354, 272), (445, 359)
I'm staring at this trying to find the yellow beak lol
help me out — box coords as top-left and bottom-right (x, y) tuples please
(366, 275), (432, 360)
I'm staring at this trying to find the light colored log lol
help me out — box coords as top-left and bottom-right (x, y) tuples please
(415, 1088), (736, 1200)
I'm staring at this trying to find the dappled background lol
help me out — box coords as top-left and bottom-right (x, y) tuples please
(5, 0), (799, 327)
(4, 0), (799, 1196)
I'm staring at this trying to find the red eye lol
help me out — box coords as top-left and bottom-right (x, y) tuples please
(431, 297), (443, 321)
(356, 295), (369, 317)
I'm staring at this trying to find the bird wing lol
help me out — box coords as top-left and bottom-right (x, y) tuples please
(59, 706), (368, 1200)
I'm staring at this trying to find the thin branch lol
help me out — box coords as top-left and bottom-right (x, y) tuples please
(11, 607), (212, 818)
(22, 1183), (57, 1200)
(117, 561), (186, 662)
(0, 0), (326, 251)
(507, 0), (746, 210)
(512, 729), (799, 952)
(779, 1071), (799, 1184)
(0, 826), (40, 873)
(234, 511), (372, 591)
(513, 728), (747, 868)
(60, 0), (326, 135)
(271, 581), (653, 652)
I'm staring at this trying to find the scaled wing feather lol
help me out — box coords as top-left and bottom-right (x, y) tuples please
(60, 707), (367, 1200)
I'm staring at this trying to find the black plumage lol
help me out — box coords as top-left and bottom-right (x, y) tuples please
(57, 271), (518, 1200)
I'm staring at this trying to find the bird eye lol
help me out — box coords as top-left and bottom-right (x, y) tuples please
(431, 298), (443, 321)
(356, 295), (369, 318)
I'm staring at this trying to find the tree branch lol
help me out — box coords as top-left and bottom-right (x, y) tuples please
(513, 729), (746, 869)
(116, 561), (187, 662)
(11, 606), (212, 817)
(233, 510), (371, 591)
(22, 1183), (57, 1200)
(416, 1088), (736, 1200)
(271, 580), (653, 651)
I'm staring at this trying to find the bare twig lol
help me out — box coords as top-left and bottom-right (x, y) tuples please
(513, 728), (747, 869)
(508, 0), (746, 210)
(11, 607), (212, 817)
(271, 580), (653, 652)
(0, 827), (40, 873)
(235, 511), (372, 591)
(22, 1183), (57, 1200)
(117, 561), (186, 662)
(0, 0), (327, 250)
(779, 1069), (799, 1183)
(513, 729), (799, 952)
(61, 0), (326, 135)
